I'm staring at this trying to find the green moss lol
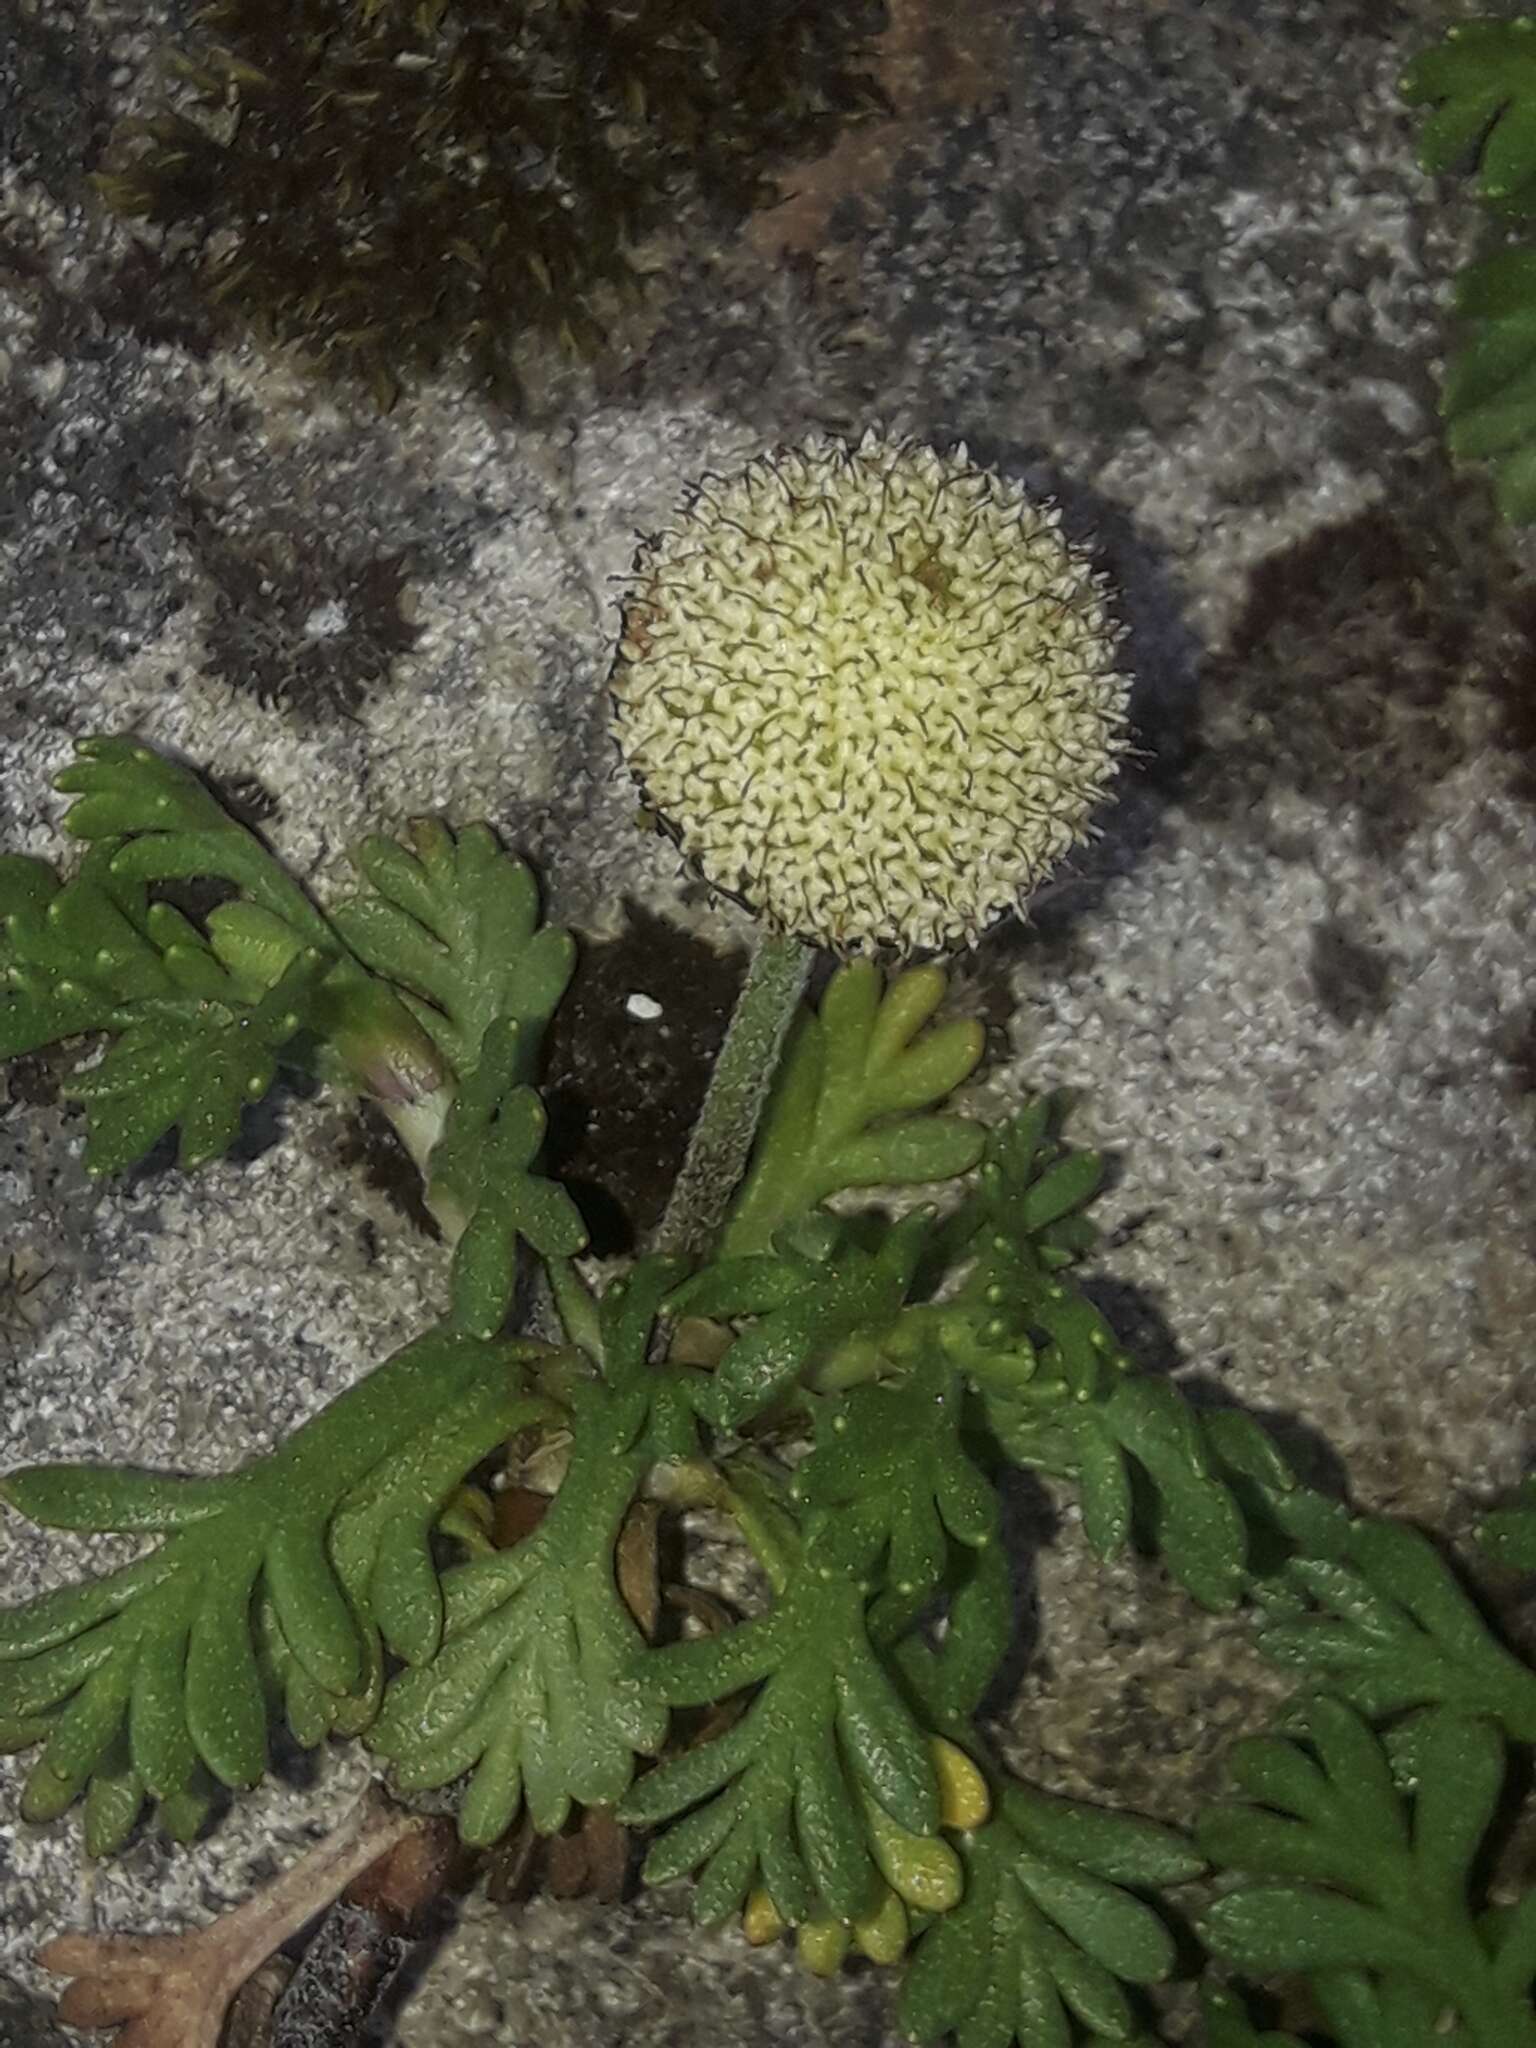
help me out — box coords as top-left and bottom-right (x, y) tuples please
(95, 0), (884, 406)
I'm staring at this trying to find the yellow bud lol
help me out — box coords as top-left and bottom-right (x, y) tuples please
(932, 1737), (991, 1831)
(862, 1797), (964, 1914)
(796, 1916), (851, 1977)
(742, 1887), (787, 1947)
(852, 1884), (910, 1965)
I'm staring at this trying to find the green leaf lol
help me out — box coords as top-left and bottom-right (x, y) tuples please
(1003, 1783), (1205, 1890)
(720, 960), (984, 1257)
(1403, 19), (1536, 208)
(682, 1207), (937, 1428)
(332, 818), (575, 1082)
(622, 1560), (938, 1928)
(992, 1371), (1252, 1611)
(3, 749), (439, 1171)
(57, 738), (333, 944)
(370, 1382), (663, 1844)
(0, 1329), (534, 1839)
(428, 1015), (588, 1337)
(68, 949), (328, 1171)
(1199, 1699), (1536, 2043)
(890, 1535), (1014, 1724)
(1253, 1514), (1536, 1737)
(0, 1465), (230, 1535)
(899, 1790), (1190, 2048)
(794, 1360), (1000, 1653)
(53, 737), (237, 840)
(2, 848), (174, 1060)
(1401, 17), (1536, 523)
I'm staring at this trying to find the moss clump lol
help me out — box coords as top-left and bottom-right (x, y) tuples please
(95, 0), (884, 406)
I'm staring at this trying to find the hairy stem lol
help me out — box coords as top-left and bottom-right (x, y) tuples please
(653, 931), (813, 1261)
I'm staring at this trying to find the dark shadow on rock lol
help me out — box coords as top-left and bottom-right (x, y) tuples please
(1078, 1275), (1188, 1382)
(1182, 466), (1536, 860)
(975, 1462), (1057, 1725)
(0, 1979), (74, 2048)
(334, 1100), (440, 1240)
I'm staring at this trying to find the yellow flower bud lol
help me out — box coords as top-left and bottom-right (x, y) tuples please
(932, 1736), (991, 1831)
(796, 1915), (851, 1977)
(852, 1884), (910, 1965)
(862, 1796), (965, 1914)
(741, 1887), (787, 1947)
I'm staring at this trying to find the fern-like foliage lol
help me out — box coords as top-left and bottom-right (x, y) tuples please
(716, 958), (986, 1258)
(0, 1328), (550, 1853)
(369, 1378), (670, 1846)
(1239, 1489), (1536, 1738)
(1200, 1697), (1536, 2048)
(0, 736), (588, 1845)
(1403, 17), (1536, 521)
(899, 1784), (1202, 2048)
(427, 1014), (589, 1335)
(331, 819), (575, 1083)
(619, 1549), (944, 1928)
(1404, 19), (1536, 213)
(671, 1205), (940, 1427)
(0, 844), (328, 1172)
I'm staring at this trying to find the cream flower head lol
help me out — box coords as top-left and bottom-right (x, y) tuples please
(611, 430), (1129, 952)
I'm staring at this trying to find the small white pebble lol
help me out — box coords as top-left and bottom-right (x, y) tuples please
(302, 600), (348, 639)
(625, 992), (663, 1022)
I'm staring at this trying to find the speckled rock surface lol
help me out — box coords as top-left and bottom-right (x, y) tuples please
(3, 0), (1536, 2043)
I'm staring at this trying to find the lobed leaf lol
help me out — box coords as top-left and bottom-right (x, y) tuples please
(622, 1563), (940, 1930)
(370, 1383), (662, 1845)
(720, 959), (984, 1257)
(332, 818), (575, 1082)
(0, 1329), (533, 1844)
(899, 1791), (1191, 2048)
(428, 1015), (588, 1337)
(1252, 1513), (1536, 1737)
(1403, 19), (1536, 209)
(1199, 1700), (1535, 2041)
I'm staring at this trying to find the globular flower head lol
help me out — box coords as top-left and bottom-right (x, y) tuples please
(611, 431), (1129, 952)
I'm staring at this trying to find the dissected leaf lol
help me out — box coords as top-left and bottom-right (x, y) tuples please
(333, 819), (574, 1081)
(720, 960), (984, 1257)
(1199, 1699), (1536, 2043)
(1252, 1514), (1536, 1737)
(68, 950), (328, 1172)
(0, 1332), (538, 1839)
(621, 1557), (939, 1928)
(1403, 19), (1536, 210)
(793, 1360), (1000, 1651)
(370, 1381), (664, 1845)
(427, 1015), (588, 1337)
(899, 1787), (1197, 2048)
(1403, 21), (1536, 522)
(677, 1206), (936, 1427)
